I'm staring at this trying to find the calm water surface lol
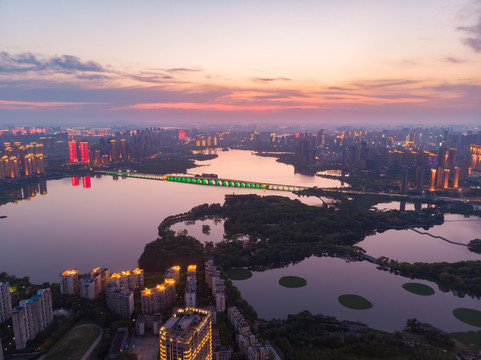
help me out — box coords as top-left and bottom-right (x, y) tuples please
(233, 256), (481, 332)
(0, 150), (339, 283)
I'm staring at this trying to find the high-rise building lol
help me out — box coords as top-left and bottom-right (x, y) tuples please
(105, 283), (134, 318)
(401, 166), (408, 194)
(110, 140), (117, 162)
(79, 142), (89, 163)
(109, 268), (144, 290)
(165, 266), (180, 283)
(68, 141), (77, 163)
(159, 308), (212, 360)
(80, 267), (110, 299)
(205, 261), (225, 313)
(0, 283), (13, 323)
(1, 338), (4, 360)
(470, 144), (481, 171)
(429, 169), (436, 191)
(185, 265), (197, 308)
(12, 289), (53, 350)
(141, 279), (176, 314)
(59, 269), (79, 295)
(453, 167), (460, 188)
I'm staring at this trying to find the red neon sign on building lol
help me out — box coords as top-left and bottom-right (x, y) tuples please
(68, 141), (78, 163)
(79, 142), (89, 163)
(179, 131), (186, 139)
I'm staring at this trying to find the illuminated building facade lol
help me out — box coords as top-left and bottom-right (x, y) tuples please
(165, 266), (180, 283)
(159, 308), (212, 360)
(12, 289), (53, 350)
(141, 279), (176, 314)
(471, 144), (481, 171)
(79, 142), (89, 163)
(0, 283), (12, 323)
(429, 169), (436, 191)
(71, 177), (79, 186)
(68, 141), (77, 163)
(59, 270), (79, 295)
(185, 265), (197, 308)
(109, 268), (144, 290)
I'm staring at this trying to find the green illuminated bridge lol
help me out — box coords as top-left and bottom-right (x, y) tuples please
(101, 171), (308, 192)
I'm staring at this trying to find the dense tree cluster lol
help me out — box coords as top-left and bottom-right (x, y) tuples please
(260, 312), (454, 360)
(138, 230), (205, 273)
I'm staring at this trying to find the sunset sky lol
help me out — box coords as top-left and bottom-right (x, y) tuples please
(1, 0), (480, 127)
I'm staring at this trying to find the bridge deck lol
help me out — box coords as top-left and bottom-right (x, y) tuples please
(101, 171), (309, 192)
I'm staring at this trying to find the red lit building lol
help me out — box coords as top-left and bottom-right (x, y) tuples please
(83, 176), (91, 188)
(79, 142), (89, 163)
(179, 131), (186, 139)
(71, 177), (79, 186)
(68, 141), (78, 163)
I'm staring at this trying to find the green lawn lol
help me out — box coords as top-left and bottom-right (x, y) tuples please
(278, 276), (307, 288)
(338, 294), (373, 310)
(226, 268), (253, 280)
(453, 308), (481, 327)
(402, 282), (435, 296)
(45, 325), (100, 360)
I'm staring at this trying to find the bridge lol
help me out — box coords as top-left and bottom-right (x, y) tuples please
(101, 171), (309, 192)
(99, 171), (481, 205)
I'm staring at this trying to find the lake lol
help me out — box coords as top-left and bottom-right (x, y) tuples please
(1, 149), (480, 332)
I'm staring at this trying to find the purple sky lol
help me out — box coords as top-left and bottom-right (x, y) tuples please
(0, 0), (480, 127)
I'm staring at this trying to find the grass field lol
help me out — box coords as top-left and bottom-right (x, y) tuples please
(45, 325), (100, 360)
(338, 294), (373, 310)
(453, 308), (481, 327)
(278, 276), (307, 288)
(402, 282), (435, 296)
(226, 268), (253, 280)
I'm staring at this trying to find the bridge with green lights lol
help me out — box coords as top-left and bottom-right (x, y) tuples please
(98, 171), (481, 205)
(101, 171), (309, 192)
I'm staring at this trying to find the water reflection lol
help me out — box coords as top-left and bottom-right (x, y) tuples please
(358, 214), (481, 263)
(232, 256), (481, 332)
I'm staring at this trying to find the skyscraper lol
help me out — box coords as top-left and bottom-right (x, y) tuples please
(159, 308), (212, 360)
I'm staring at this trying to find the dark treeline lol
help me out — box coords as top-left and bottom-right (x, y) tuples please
(260, 311), (455, 360)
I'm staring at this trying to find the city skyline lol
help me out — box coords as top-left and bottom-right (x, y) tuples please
(1, 0), (480, 127)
